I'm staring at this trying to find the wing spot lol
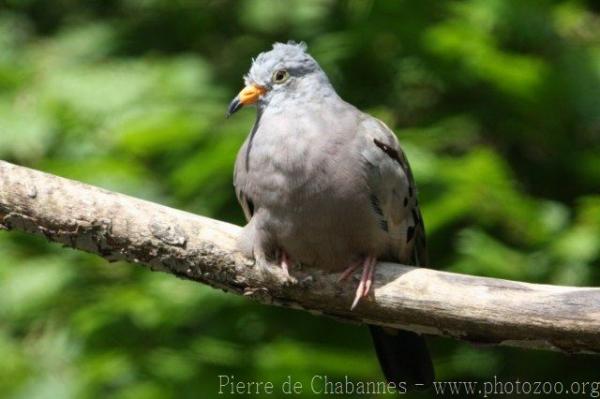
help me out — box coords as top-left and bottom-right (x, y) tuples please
(373, 138), (402, 166)
(406, 225), (415, 243)
(370, 194), (388, 232)
(370, 194), (384, 217)
(411, 208), (420, 224)
(380, 220), (389, 232)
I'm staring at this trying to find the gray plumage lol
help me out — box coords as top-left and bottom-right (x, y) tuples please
(233, 42), (425, 270)
(230, 42), (433, 386)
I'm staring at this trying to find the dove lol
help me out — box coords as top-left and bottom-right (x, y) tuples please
(228, 42), (434, 387)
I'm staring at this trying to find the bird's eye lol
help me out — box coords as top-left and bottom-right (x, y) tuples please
(272, 69), (289, 84)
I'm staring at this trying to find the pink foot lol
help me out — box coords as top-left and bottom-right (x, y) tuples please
(280, 251), (291, 277)
(350, 256), (377, 310)
(338, 259), (361, 282)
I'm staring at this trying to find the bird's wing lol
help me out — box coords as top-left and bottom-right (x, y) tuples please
(358, 115), (434, 386)
(358, 116), (428, 266)
(233, 138), (254, 222)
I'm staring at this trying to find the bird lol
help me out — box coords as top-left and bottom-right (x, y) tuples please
(227, 41), (434, 387)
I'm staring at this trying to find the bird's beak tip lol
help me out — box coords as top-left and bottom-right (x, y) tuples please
(226, 96), (242, 118)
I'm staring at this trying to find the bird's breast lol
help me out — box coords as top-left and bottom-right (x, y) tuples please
(235, 105), (386, 269)
(246, 119), (359, 206)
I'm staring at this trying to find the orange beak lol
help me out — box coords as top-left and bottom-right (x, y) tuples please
(227, 84), (267, 117)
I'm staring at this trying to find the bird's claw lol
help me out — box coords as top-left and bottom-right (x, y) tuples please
(350, 256), (376, 310)
(280, 251), (291, 277)
(338, 260), (360, 282)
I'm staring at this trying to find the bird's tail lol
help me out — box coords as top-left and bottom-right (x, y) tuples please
(368, 325), (434, 388)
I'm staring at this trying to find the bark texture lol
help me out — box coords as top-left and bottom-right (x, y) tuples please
(1, 160), (599, 354)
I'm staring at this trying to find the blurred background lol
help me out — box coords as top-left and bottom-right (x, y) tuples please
(0, 0), (599, 398)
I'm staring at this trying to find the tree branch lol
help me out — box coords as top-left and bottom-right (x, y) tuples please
(0, 160), (599, 354)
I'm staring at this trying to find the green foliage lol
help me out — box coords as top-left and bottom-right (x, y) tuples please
(0, 0), (599, 397)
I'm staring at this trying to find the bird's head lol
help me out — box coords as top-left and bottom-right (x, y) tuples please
(227, 41), (331, 117)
